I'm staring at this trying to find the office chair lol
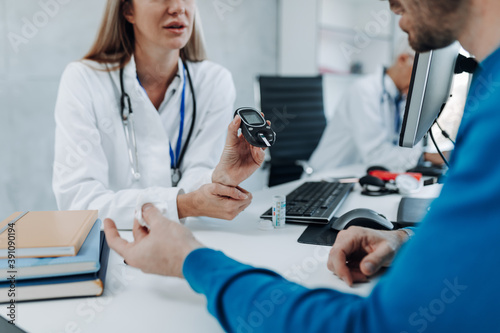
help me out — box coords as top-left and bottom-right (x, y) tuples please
(257, 76), (327, 187)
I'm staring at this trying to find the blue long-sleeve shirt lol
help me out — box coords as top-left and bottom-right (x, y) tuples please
(183, 47), (500, 333)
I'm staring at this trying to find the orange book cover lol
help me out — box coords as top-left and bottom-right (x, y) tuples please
(0, 211), (98, 259)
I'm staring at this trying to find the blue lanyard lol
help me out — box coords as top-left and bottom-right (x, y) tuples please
(393, 94), (403, 144)
(382, 69), (403, 145)
(169, 64), (186, 169)
(136, 63), (187, 169)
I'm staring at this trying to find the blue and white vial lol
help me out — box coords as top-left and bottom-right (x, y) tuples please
(272, 195), (286, 228)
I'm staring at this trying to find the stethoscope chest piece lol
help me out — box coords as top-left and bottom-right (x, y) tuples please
(171, 169), (182, 187)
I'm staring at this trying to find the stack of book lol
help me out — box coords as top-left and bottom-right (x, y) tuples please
(0, 211), (109, 302)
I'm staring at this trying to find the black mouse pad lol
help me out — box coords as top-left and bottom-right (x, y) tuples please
(297, 218), (340, 246)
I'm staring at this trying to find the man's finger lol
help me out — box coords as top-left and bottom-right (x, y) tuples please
(350, 270), (369, 283)
(142, 204), (167, 229)
(104, 218), (130, 258)
(213, 184), (249, 200)
(359, 243), (393, 276)
(329, 247), (354, 286)
(132, 219), (148, 242)
(328, 229), (364, 286)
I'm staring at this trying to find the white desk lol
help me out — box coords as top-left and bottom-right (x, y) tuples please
(12, 171), (441, 333)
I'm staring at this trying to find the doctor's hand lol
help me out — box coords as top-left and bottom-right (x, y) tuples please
(177, 183), (252, 220)
(104, 204), (205, 278)
(327, 227), (410, 286)
(424, 152), (450, 166)
(212, 116), (267, 187)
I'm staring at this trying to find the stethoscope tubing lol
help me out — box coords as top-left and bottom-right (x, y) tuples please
(119, 59), (197, 181)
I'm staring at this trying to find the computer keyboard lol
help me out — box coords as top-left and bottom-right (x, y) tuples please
(260, 181), (354, 224)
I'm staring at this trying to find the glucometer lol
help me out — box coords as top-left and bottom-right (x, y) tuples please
(234, 107), (276, 148)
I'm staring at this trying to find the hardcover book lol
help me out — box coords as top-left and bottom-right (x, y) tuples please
(0, 231), (110, 303)
(0, 220), (101, 281)
(0, 210), (98, 258)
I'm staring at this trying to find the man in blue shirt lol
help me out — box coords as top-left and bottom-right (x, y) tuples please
(104, 0), (500, 331)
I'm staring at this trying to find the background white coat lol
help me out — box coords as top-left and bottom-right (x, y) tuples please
(309, 67), (423, 173)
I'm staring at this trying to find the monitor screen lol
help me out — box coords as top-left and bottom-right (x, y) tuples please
(240, 111), (264, 126)
(399, 42), (461, 148)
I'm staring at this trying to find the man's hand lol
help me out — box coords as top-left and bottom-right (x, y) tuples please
(177, 183), (252, 220)
(104, 204), (204, 278)
(212, 116), (266, 187)
(327, 227), (409, 286)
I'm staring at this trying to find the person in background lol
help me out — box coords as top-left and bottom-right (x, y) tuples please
(309, 39), (442, 173)
(105, 0), (500, 331)
(53, 0), (263, 229)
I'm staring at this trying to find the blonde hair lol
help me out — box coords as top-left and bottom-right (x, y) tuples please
(84, 0), (207, 70)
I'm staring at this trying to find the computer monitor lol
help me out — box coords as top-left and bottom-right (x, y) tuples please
(399, 42), (461, 148)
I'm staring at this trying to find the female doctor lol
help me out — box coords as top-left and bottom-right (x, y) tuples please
(53, 0), (263, 229)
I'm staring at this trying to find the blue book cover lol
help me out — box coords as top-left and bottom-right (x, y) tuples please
(0, 231), (110, 303)
(0, 220), (101, 281)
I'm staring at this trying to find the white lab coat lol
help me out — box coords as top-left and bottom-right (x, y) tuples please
(52, 57), (236, 229)
(309, 67), (422, 173)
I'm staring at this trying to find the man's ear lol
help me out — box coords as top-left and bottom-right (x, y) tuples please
(123, 1), (135, 24)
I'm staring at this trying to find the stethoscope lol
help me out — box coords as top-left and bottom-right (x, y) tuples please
(381, 68), (403, 145)
(119, 59), (197, 186)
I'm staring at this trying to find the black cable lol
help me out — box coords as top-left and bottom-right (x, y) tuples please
(435, 121), (456, 145)
(119, 67), (132, 120)
(177, 60), (197, 168)
(429, 127), (450, 168)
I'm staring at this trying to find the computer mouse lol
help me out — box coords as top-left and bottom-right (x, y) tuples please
(330, 208), (394, 231)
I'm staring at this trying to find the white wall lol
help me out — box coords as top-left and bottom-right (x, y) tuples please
(0, 0), (279, 218)
(0, 0), (107, 217)
(318, 0), (395, 74)
(197, 0), (278, 107)
(279, 0), (318, 75)
(278, 0), (399, 121)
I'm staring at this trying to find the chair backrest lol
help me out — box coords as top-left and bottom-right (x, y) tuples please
(258, 76), (327, 186)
